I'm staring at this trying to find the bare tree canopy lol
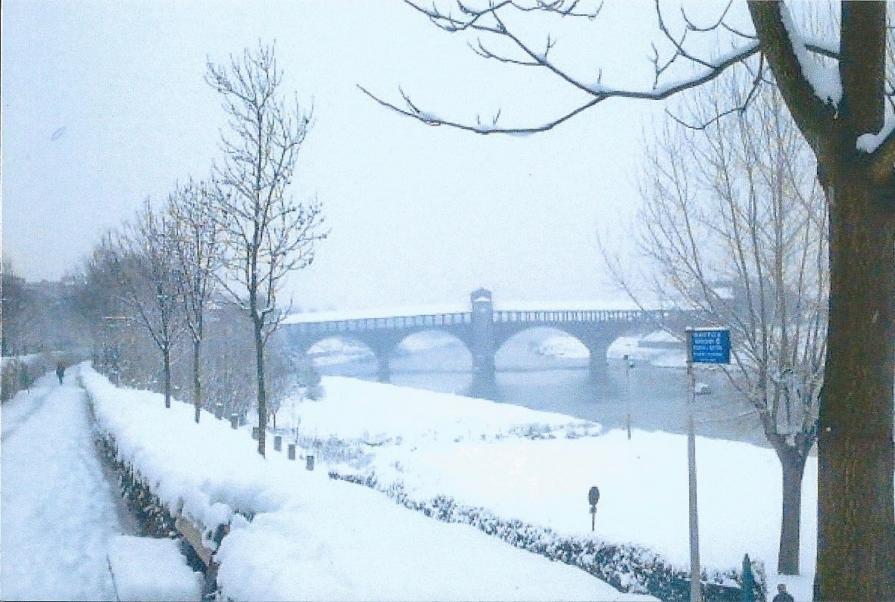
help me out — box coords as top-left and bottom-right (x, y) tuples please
(111, 201), (185, 409)
(168, 178), (222, 423)
(208, 42), (327, 457)
(622, 75), (826, 575)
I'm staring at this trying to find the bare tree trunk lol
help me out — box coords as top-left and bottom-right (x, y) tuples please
(192, 339), (201, 423)
(815, 175), (895, 600)
(777, 447), (807, 575)
(162, 346), (172, 409)
(253, 317), (267, 457)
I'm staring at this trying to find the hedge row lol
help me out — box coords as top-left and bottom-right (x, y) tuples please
(94, 431), (178, 538)
(329, 470), (766, 602)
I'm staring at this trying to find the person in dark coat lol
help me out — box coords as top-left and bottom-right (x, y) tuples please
(772, 583), (795, 602)
(55, 363), (65, 385)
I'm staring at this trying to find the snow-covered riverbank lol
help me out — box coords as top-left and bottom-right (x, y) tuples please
(81, 365), (651, 601)
(284, 376), (819, 600)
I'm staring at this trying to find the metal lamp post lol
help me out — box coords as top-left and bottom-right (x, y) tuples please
(624, 354), (634, 440)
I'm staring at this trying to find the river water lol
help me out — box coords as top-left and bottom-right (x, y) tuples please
(311, 329), (768, 447)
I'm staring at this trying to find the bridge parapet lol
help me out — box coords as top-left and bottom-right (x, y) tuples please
(290, 312), (472, 335)
(492, 308), (671, 324)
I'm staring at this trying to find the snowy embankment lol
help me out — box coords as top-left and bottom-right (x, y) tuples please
(80, 365), (650, 601)
(289, 375), (601, 445)
(283, 378), (827, 599)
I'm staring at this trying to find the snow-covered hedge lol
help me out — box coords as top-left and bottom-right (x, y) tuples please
(80, 366), (644, 601)
(94, 433), (178, 538)
(329, 470), (766, 602)
(82, 368), (271, 537)
(1, 354), (53, 401)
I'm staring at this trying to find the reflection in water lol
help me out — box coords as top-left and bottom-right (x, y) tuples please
(311, 330), (767, 447)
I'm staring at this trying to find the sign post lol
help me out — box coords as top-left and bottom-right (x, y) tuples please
(684, 327), (730, 602)
(588, 486), (600, 532)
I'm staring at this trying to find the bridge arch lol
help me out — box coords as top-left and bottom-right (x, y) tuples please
(494, 326), (592, 363)
(304, 335), (377, 364)
(391, 329), (473, 371)
(493, 324), (619, 377)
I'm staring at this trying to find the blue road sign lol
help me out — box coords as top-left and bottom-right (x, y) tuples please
(688, 328), (731, 364)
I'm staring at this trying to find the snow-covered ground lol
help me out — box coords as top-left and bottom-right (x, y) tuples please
(281, 377), (827, 600)
(1, 368), (201, 601)
(81, 365), (653, 601)
(284, 375), (601, 444)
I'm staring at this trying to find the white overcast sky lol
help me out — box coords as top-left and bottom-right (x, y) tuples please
(2, 0), (758, 311)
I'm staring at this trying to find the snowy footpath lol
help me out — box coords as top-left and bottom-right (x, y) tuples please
(1, 368), (200, 601)
(1, 370), (123, 600)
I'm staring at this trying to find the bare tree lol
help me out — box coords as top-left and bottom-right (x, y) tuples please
(207, 43), (327, 456)
(364, 2), (895, 597)
(111, 201), (185, 409)
(1, 261), (33, 356)
(168, 179), (221, 423)
(73, 234), (123, 375)
(622, 78), (826, 575)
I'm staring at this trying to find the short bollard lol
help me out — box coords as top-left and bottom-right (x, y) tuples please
(274, 435), (282, 452)
(306, 455), (315, 471)
(251, 427), (260, 441)
(287, 443), (296, 460)
(229, 414), (238, 429)
(214, 403), (224, 420)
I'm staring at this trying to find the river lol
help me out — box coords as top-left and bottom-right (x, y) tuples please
(310, 329), (768, 447)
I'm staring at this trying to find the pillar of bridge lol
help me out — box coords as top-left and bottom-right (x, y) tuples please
(470, 288), (496, 384)
(365, 334), (395, 384)
(376, 353), (390, 383)
(586, 339), (611, 380)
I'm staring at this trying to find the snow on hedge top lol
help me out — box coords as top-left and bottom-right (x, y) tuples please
(83, 367), (291, 532)
(292, 376), (601, 444)
(79, 366), (644, 601)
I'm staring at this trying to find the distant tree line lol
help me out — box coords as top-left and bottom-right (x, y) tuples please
(73, 42), (326, 456)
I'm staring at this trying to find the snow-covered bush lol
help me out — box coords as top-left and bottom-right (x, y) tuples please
(95, 432), (177, 538)
(328, 471), (766, 602)
(1, 353), (56, 401)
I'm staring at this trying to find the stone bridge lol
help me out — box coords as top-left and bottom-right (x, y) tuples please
(284, 289), (684, 384)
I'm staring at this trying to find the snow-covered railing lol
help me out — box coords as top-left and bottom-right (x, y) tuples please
(288, 308), (680, 336)
(492, 308), (673, 324)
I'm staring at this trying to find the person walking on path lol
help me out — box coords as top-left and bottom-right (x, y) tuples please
(55, 363), (65, 385)
(772, 584), (795, 602)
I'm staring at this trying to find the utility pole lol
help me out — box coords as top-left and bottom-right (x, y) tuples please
(624, 354), (633, 440)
